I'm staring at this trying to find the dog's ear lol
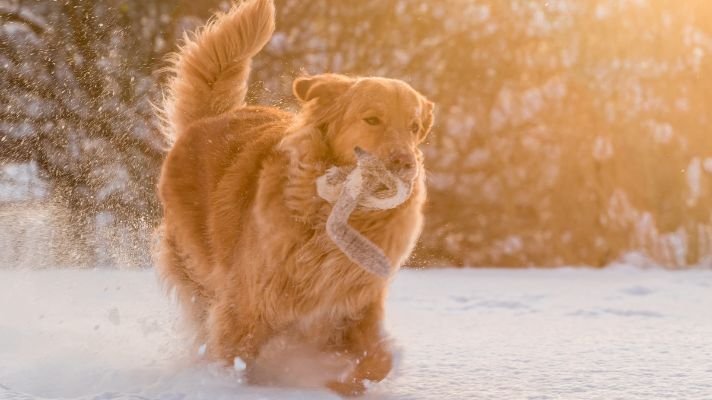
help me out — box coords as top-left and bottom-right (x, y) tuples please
(418, 97), (435, 142)
(293, 74), (353, 103)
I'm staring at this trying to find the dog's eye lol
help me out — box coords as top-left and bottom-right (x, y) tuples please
(363, 117), (381, 126)
(410, 122), (420, 134)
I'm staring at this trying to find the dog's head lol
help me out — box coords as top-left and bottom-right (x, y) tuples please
(289, 74), (434, 182)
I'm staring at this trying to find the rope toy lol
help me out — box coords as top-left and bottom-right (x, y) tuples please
(316, 147), (413, 278)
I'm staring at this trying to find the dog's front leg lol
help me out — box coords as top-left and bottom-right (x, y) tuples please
(327, 299), (393, 396)
(350, 301), (394, 383)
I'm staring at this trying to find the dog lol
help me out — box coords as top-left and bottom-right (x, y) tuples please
(156, 0), (434, 395)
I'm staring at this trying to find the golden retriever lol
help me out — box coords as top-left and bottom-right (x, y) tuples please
(156, 0), (433, 395)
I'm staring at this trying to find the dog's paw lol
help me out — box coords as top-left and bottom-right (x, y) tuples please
(357, 349), (393, 383)
(326, 377), (366, 397)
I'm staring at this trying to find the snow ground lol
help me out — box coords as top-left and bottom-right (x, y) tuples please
(1, 267), (711, 400)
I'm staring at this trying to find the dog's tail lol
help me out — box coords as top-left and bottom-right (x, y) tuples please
(161, 0), (275, 141)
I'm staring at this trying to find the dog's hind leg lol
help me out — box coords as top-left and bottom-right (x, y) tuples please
(155, 226), (210, 342)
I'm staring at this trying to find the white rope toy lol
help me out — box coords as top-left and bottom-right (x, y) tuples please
(316, 147), (413, 278)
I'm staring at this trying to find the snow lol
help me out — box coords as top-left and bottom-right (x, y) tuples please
(1, 267), (711, 399)
(0, 162), (48, 202)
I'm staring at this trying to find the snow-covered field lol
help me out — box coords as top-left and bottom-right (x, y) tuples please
(1, 266), (711, 400)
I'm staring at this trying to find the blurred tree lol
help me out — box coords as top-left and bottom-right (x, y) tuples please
(251, 0), (712, 267)
(0, 0), (221, 266)
(2, 0), (712, 267)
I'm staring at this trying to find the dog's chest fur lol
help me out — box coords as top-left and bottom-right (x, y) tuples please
(246, 153), (425, 332)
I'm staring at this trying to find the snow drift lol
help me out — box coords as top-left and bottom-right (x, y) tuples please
(1, 267), (711, 399)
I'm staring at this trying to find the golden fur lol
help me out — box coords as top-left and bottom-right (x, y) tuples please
(156, 0), (434, 395)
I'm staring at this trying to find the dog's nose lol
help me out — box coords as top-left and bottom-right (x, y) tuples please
(388, 149), (414, 172)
